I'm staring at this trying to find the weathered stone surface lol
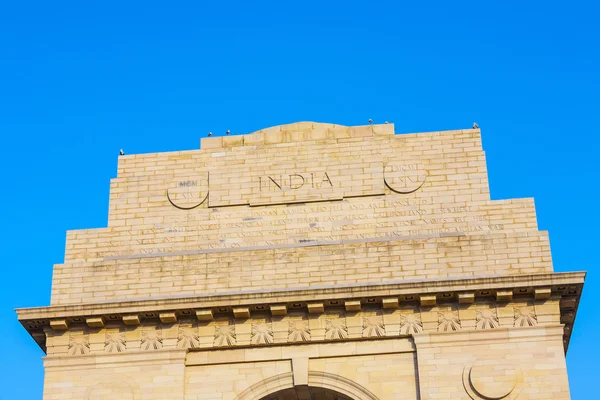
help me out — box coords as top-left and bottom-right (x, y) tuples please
(15, 122), (583, 400)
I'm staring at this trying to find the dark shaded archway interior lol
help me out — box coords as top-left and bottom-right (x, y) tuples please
(261, 386), (354, 400)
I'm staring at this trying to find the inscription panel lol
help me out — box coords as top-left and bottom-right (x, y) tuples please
(208, 158), (385, 207)
(108, 127), (491, 229)
(250, 165), (342, 206)
(64, 197), (537, 260)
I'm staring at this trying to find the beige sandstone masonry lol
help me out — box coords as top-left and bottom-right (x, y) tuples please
(17, 122), (584, 400)
(57, 123), (542, 304)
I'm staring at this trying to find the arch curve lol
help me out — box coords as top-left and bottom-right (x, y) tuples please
(234, 372), (378, 400)
(84, 374), (139, 400)
(309, 372), (379, 400)
(248, 122), (348, 136)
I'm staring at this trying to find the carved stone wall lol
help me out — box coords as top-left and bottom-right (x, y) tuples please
(50, 123), (552, 305)
(42, 326), (569, 400)
(17, 122), (582, 400)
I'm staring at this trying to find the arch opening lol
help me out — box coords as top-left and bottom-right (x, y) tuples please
(234, 372), (378, 400)
(260, 386), (354, 400)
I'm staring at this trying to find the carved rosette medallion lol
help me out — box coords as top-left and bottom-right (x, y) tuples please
(463, 363), (522, 400)
(166, 173), (209, 210)
(251, 319), (274, 345)
(475, 309), (499, 330)
(399, 313), (423, 335)
(104, 331), (126, 353)
(140, 327), (163, 351)
(68, 332), (90, 356)
(288, 320), (311, 342)
(438, 310), (462, 332)
(177, 324), (201, 349)
(213, 322), (236, 347)
(384, 159), (427, 194)
(362, 313), (386, 338)
(514, 306), (537, 327)
(325, 317), (348, 340)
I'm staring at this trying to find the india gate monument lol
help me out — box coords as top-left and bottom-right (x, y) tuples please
(17, 122), (584, 399)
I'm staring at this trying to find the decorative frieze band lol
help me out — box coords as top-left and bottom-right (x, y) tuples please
(46, 300), (554, 357)
(18, 273), (584, 354)
(46, 289), (557, 333)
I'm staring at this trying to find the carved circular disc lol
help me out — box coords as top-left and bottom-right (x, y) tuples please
(166, 173), (209, 210)
(463, 363), (522, 400)
(470, 364), (516, 399)
(384, 160), (427, 193)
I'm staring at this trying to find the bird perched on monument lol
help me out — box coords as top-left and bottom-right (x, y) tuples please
(119, 149), (124, 156)
(473, 122), (479, 129)
(208, 132), (212, 137)
(368, 119), (373, 125)
(226, 130), (230, 135)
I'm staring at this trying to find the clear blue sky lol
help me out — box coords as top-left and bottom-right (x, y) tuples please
(0, 1), (597, 399)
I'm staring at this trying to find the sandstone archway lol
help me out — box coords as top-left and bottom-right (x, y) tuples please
(260, 387), (353, 400)
(235, 372), (378, 400)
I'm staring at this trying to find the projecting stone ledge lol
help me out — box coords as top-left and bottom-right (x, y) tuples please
(17, 272), (585, 354)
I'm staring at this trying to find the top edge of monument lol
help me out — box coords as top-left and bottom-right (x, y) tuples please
(198, 121), (480, 151)
(250, 121), (350, 134)
(117, 122), (480, 159)
(199, 121), (395, 150)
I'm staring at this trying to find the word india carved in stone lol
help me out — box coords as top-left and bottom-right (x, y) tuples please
(258, 172), (333, 192)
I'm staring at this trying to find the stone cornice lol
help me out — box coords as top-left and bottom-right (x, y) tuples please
(17, 272), (585, 319)
(16, 272), (584, 353)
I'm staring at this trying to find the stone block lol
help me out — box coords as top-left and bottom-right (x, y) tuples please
(122, 315), (140, 325)
(382, 298), (399, 309)
(159, 312), (177, 323)
(420, 295), (436, 307)
(458, 292), (475, 304)
(86, 317), (105, 328)
(307, 303), (324, 314)
(270, 305), (287, 316)
(233, 307), (250, 319)
(345, 300), (361, 311)
(496, 290), (513, 302)
(535, 288), (552, 300)
(49, 319), (69, 331)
